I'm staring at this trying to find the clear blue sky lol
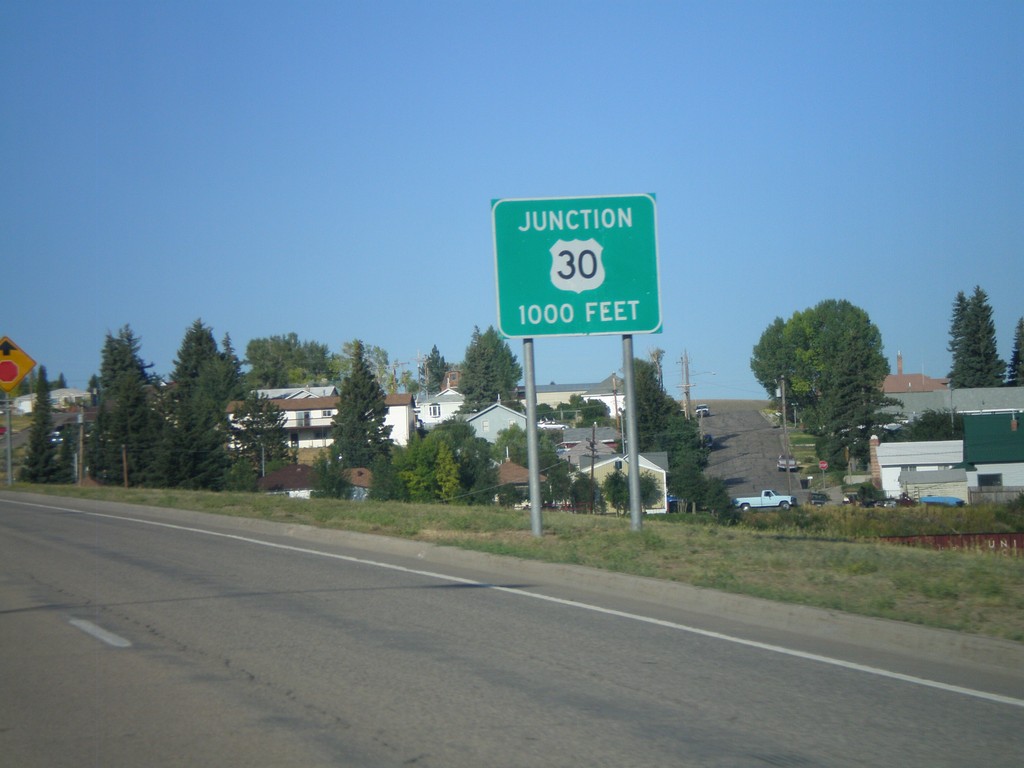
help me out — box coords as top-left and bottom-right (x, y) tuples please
(2, 1), (1021, 400)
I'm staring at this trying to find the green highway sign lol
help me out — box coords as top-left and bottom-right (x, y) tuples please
(492, 194), (661, 338)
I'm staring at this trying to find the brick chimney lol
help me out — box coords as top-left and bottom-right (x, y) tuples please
(897, 351), (903, 376)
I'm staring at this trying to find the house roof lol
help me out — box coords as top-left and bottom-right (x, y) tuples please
(497, 460), (546, 484)
(559, 426), (620, 446)
(345, 467), (373, 489)
(887, 387), (1024, 417)
(583, 373), (624, 397)
(963, 413), (1024, 464)
(465, 402), (525, 421)
(882, 372), (950, 394)
(420, 388), (464, 404)
(564, 440), (617, 465)
(257, 386), (338, 399)
(875, 440), (963, 466)
(385, 393), (415, 407)
(258, 464), (314, 491)
(228, 395), (338, 414)
(255, 464), (373, 492)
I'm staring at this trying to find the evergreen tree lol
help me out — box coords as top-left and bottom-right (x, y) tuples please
(948, 286), (1004, 388)
(331, 339), (392, 468)
(424, 345), (448, 394)
(311, 451), (352, 499)
(633, 359), (679, 454)
(228, 390), (291, 476)
(1007, 317), (1024, 387)
(899, 410), (963, 441)
(458, 326), (522, 413)
(19, 366), (59, 483)
(631, 357), (706, 499)
(54, 428), (77, 484)
(156, 320), (237, 489)
(89, 326), (162, 486)
(946, 290), (969, 382)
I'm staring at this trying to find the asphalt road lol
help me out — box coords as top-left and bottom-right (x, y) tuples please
(2, 492), (1022, 767)
(701, 405), (809, 501)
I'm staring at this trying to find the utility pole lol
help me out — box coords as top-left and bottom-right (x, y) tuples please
(589, 422), (597, 514)
(680, 350), (692, 419)
(780, 376), (792, 496)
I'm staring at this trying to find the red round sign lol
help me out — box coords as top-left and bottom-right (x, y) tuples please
(819, 460), (829, 470)
(0, 360), (19, 382)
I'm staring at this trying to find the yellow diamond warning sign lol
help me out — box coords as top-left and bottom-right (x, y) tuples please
(0, 336), (36, 393)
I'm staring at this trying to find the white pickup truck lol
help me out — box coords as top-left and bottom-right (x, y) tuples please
(732, 490), (798, 511)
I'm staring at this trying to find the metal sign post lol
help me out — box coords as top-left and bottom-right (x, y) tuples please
(521, 338), (543, 537)
(621, 335), (642, 530)
(0, 337), (37, 486)
(493, 195), (661, 534)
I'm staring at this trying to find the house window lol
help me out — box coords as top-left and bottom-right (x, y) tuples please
(428, 403), (441, 419)
(300, 411), (312, 427)
(482, 419), (490, 433)
(978, 474), (1003, 487)
(322, 410), (332, 418)
(290, 432), (299, 447)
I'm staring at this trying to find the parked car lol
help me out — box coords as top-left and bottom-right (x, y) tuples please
(777, 454), (798, 471)
(808, 491), (829, 506)
(694, 404), (710, 417)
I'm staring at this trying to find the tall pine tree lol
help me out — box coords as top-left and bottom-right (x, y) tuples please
(228, 391), (291, 477)
(19, 366), (59, 483)
(331, 339), (392, 469)
(458, 326), (522, 413)
(948, 286), (1004, 388)
(89, 326), (162, 486)
(423, 345), (448, 395)
(156, 320), (241, 489)
(1007, 317), (1024, 387)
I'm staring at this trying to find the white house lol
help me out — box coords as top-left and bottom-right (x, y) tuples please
(872, 438), (965, 500)
(228, 391), (417, 451)
(14, 387), (91, 415)
(383, 393), (417, 446)
(417, 388), (465, 429)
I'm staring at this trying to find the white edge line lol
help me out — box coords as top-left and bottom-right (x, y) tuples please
(13, 499), (1024, 709)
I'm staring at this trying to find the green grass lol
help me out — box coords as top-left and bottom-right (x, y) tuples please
(9, 484), (1024, 643)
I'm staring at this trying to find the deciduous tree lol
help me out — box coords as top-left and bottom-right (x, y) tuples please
(750, 300), (892, 466)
